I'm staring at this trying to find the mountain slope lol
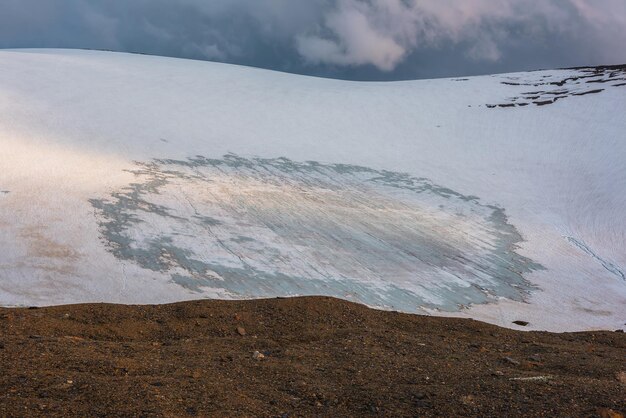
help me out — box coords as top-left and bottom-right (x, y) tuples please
(0, 49), (624, 331)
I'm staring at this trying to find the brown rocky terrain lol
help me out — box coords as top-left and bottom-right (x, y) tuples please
(0, 297), (624, 417)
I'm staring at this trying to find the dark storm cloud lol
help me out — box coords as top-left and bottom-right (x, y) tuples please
(0, 0), (625, 80)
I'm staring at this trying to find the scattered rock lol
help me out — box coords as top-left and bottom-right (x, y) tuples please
(253, 351), (265, 360)
(63, 336), (85, 343)
(509, 375), (553, 382)
(237, 327), (247, 336)
(503, 357), (520, 366)
(597, 408), (624, 418)
(220, 354), (234, 363)
(513, 320), (529, 326)
(61, 380), (73, 388)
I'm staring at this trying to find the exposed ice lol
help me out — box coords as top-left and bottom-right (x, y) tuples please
(90, 154), (542, 312)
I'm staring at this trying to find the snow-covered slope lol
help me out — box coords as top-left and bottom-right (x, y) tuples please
(1, 49), (624, 331)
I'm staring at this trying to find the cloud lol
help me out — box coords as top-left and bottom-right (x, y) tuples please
(295, 0), (626, 71)
(297, 1), (407, 71)
(0, 0), (624, 80)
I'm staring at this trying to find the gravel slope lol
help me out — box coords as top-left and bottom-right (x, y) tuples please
(1, 297), (624, 417)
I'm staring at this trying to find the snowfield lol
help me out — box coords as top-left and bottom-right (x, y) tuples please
(0, 49), (624, 331)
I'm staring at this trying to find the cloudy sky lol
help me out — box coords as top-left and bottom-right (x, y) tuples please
(1, 0), (625, 80)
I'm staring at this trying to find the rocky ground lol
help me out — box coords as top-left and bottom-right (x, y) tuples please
(0, 297), (624, 417)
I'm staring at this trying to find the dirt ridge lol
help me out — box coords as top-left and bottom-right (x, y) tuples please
(1, 297), (624, 417)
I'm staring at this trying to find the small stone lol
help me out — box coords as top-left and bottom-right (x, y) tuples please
(513, 320), (529, 326)
(617, 371), (626, 385)
(503, 357), (520, 366)
(237, 327), (247, 336)
(597, 408), (624, 418)
(509, 375), (553, 382)
(492, 370), (505, 376)
(66, 380), (73, 385)
(64, 336), (85, 343)
(253, 351), (265, 360)
(413, 392), (426, 400)
(315, 401), (323, 408)
(63, 313), (70, 319)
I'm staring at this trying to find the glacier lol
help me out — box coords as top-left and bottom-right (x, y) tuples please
(0, 49), (624, 331)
